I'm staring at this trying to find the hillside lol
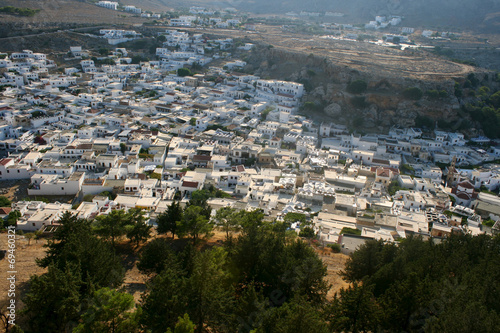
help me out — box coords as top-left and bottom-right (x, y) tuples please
(142, 0), (500, 32)
(1, 0), (498, 33)
(0, 0), (145, 25)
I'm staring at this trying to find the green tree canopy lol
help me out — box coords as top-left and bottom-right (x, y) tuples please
(93, 209), (132, 247)
(178, 68), (192, 77)
(166, 314), (196, 333)
(213, 207), (239, 242)
(126, 208), (152, 246)
(74, 288), (141, 333)
(337, 235), (500, 332)
(22, 265), (81, 332)
(157, 201), (183, 237)
(38, 212), (124, 294)
(137, 238), (179, 275)
(177, 206), (213, 244)
(0, 195), (11, 207)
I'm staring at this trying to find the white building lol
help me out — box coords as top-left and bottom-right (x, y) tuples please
(97, 1), (118, 10)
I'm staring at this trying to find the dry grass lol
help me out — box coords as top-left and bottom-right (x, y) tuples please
(181, 25), (477, 80)
(315, 248), (350, 299)
(0, 233), (48, 314)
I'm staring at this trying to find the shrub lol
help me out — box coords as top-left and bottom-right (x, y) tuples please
(340, 227), (361, 235)
(328, 243), (341, 253)
(177, 68), (192, 77)
(83, 194), (94, 202)
(403, 87), (423, 100)
(426, 90), (440, 99)
(347, 80), (368, 94)
(299, 227), (316, 238)
(482, 219), (496, 227)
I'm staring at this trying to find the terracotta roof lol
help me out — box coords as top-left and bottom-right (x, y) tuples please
(372, 158), (390, 166)
(457, 181), (474, 189)
(0, 207), (12, 215)
(0, 158), (12, 166)
(456, 192), (472, 200)
(376, 169), (391, 178)
(193, 155), (212, 162)
(182, 181), (199, 188)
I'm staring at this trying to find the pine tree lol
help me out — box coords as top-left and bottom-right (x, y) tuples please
(22, 265), (82, 332)
(74, 288), (141, 333)
(157, 201), (183, 238)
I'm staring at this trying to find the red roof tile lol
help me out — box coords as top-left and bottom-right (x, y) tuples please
(182, 181), (199, 188)
(0, 158), (12, 166)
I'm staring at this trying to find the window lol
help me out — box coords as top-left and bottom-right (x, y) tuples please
(61, 187), (64, 190)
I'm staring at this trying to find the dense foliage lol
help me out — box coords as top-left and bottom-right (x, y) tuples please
(0, 6), (40, 17)
(402, 87), (424, 100)
(337, 235), (500, 332)
(15, 207), (500, 332)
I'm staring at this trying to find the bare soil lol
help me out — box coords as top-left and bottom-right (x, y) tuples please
(0, 180), (30, 203)
(0, 233), (48, 317)
(315, 249), (350, 299)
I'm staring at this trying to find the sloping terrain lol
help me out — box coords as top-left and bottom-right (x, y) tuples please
(140, 0), (500, 32)
(0, 0), (145, 24)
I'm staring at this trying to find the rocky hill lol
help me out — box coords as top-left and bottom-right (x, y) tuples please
(242, 43), (497, 135)
(0, 0), (146, 37)
(149, 0), (500, 33)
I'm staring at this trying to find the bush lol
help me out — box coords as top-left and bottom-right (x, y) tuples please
(328, 243), (341, 253)
(426, 90), (440, 99)
(0, 196), (11, 207)
(299, 227), (316, 238)
(388, 180), (408, 196)
(340, 227), (361, 235)
(347, 80), (368, 94)
(177, 68), (192, 77)
(131, 55), (149, 64)
(482, 219), (496, 227)
(403, 87), (423, 100)
(0, 6), (40, 17)
(83, 194), (94, 202)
